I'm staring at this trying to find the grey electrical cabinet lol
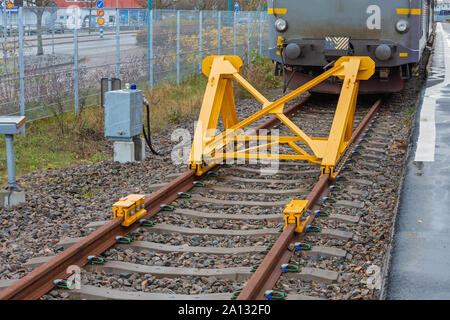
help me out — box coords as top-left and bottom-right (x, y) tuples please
(104, 89), (143, 141)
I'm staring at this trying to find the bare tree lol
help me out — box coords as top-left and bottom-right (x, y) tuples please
(77, 0), (97, 34)
(23, 0), (56, 55)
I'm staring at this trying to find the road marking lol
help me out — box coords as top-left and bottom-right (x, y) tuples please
(415, 23), (449, 162)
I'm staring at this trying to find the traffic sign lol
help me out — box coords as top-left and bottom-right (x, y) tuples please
(234, 2), (240, 12)
(6, 1), (13, 9)
(97, 9), (104, 17)
(97, 17), (105, 26)
(96, 1), (104, 9)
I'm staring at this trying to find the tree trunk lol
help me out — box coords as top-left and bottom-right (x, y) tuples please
(36, 9), (44, 56)
(88, 8), (92, 34)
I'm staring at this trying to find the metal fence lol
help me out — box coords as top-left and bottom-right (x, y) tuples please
(435, 13), (450, 22)
(0, 7), (269, 122)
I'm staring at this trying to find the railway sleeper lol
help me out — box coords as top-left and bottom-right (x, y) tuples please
(62, 285), (322, 300)
(83, 261), (339, 284)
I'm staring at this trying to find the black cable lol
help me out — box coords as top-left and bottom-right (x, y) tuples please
(142, 98), (164, 156)
(280, 48), (288, 93)
(285, 67), (296, 90)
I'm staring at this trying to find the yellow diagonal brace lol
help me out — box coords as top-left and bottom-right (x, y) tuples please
(233, 72), (271, 106)
(203, 64), (343, 155)
(322, 58), (362, 173)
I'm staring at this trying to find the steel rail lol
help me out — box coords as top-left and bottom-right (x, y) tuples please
(0, 98), (310, 300)
(237, 98), (382, 300)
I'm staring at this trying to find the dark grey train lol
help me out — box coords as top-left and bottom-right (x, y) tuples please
(268, 0), (435, 94)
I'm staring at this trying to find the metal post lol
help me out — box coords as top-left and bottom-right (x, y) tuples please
(52, 18), (55, 54)
(115, 8), (120, 78)
(149, 0), (153, 90)
(247, 11), (250, 64)
(199, 10), (202, 73)
(5, 134), (16, 190)
(2, 1), (7, 65)
(148, 8), (153, 89)
(227, 0), (231, 26)
(176, 10), (180, 86)
(74, 27), (79, 114)
(18, 8), (25, 132)
(218, 11), (221, 55)
(233, 11), (236, 56)
(259, 11), (263, 55)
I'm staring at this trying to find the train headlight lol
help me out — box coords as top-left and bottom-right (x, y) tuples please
(275, 18), (288, 32)
(395, 20), (409, 33)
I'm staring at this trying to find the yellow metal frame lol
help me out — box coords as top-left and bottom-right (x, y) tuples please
(189, 55), (375, 177)
(283, 200), (309, 233)
(113, 194), (147, 227)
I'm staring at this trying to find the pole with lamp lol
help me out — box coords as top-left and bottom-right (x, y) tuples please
(147, 0), (153, 89)
(227, 0), (231, 26)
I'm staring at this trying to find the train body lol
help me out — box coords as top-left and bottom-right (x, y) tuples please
(268, 0), (434, 94)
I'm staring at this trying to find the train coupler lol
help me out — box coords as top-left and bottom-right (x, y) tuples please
(283, 200), (309, 233)
(113, 194), (147, 227)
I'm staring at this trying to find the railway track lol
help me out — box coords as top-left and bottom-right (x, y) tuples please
(0, 95), (387, 300)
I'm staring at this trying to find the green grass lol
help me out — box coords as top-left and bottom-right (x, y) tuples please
(403, 105), (416, 127)
(0, 105), (108, 187)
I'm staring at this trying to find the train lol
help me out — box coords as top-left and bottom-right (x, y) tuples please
(268, 0), (435, 94)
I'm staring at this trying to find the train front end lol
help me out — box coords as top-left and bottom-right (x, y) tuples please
(268, 0), (432, 94)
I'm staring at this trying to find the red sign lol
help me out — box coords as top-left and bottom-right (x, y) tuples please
(97, 9), (104, 17)
(97, 17), (105, 26)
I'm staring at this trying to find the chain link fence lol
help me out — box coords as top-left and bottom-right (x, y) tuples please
(0, 7), (269, 122)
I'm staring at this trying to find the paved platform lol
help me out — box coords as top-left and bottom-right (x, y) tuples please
(385, 23), (450, 300)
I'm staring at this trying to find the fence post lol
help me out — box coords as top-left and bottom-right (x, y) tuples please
(199, 10), (202, 73)
(259, 11), (263, 55)
(149, 9), (153, 89)
(176, 10), (180, 86)
(19, 7), (25, 135)
(74, 27), (79, 115)
(247, 11), (250, 64)
(115, 8), (120, 79)
(233, 11), (236, 56)
(218, 11), (221, 55)
(52, 19), (55, 54)
(2, 1), (7, 65)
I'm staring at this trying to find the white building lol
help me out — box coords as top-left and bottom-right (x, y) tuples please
(436, 1), (450, 11)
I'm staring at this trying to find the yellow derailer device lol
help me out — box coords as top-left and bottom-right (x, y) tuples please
(113, 194), (147, 227)
(283, 200), (309, 233)
(188, 55), (375, 178)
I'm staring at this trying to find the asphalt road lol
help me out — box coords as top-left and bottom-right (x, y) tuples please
(23, 32), (139, 58)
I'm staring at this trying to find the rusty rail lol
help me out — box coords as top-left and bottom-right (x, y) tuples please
(0, 98), (310, 300)
(237, 98), (382, 300)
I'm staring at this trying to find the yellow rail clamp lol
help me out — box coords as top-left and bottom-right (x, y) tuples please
(283, 200), (309, 233)
(189, 55), (375, 177)
(113, 194), (147, 227)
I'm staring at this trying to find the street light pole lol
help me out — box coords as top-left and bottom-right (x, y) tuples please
(115, 0), (120, 78)
(227, 0), (231, 26)
(148, 0), (153, 89)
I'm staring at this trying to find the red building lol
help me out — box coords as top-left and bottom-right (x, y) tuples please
(52, 0), (143, 8)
